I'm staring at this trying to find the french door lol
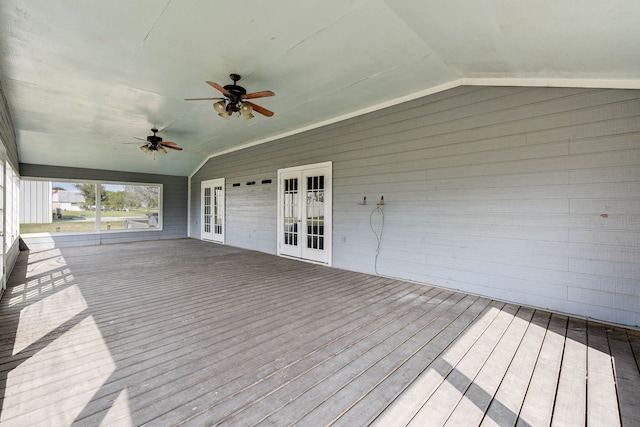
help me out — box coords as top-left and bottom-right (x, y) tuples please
(0, 152), (5, 292)
(201, 178), (225, 243)
(277, 162), (332, 264)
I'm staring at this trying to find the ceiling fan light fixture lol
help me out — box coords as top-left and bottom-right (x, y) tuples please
(240, 102), (254, 120)
(214, 100), (232, 119)
(213, 101), (227, 114)
(157, 146), (168, 155)
(140, 145), (152, 154)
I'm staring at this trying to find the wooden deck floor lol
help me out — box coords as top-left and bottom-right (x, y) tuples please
(0, 239), (638, 426)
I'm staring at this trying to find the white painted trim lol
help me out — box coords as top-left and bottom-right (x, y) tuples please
(201, 178), (225, 244)
(187, 175), (191, 238)
(276, 168), (302, 259)
(188, 77), (640, 178)
(277, 161), (332, 266)
(278, 161), (334, 174)
(190, 157), (213, 180)
(462, 77), (640, 90)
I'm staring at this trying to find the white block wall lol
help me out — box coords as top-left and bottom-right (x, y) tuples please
(20, 180), (52, 224)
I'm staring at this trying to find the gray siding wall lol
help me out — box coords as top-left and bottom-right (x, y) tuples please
(20, 163), (188, 248)
(0, 83), (20, 294)
(191, 86), (640, 327)
(0, 83), (19, 171)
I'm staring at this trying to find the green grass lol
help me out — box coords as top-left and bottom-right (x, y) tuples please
(20, 209), (157, 234)
(58, 209), (152, 219)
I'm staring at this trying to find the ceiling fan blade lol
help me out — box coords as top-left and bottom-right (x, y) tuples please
(243, 90), (275, 99)
(184, 97), (225, 101)
(206, 81), (231, 96)
(247, 102), (274, 117)
(161, 140), (178, 146)
(134, 136), (147, 141)
(161, 142), (183, 151)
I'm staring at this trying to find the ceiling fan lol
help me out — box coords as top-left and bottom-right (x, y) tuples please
(185, 74), (275, 120)
(136, 128), (183, 156)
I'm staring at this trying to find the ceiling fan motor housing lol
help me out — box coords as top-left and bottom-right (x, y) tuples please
(223, 74), (247, 112)
(224, 87), (246, 108)
(146, 128), (163, 147)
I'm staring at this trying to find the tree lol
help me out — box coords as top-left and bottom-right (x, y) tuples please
(105, 191), (126, 210)
(74, 183), (107, 208)
(125, 185), (159, 212)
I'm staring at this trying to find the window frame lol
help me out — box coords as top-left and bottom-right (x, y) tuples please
(20, 178), (163, 235)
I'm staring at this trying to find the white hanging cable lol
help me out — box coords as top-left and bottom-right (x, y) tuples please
(369, 205), (385, 275)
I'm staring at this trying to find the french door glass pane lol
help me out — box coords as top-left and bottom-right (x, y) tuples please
(283, 178), (298, 246)
(203, 187), (211, 233)
(306, 175), (324, 250)
(214, 185), (223, 234)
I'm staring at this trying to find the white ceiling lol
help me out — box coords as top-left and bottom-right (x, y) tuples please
(1, 0), (639, 176)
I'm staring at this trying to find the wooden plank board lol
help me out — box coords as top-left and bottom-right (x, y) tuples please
(77, 280), (427, 425)
(607, 328), (640, 426)
(406, 303), (517, 426)
(586, 322), (621, 427)
(139, 286), (451, 426)
(214, 292), (472, 426)
(370, 301), (505, 427)
(516, 314), (568, 427)
(629, 329), (640, 375)
(280, 295), (487, 427)
(311, 296), (493, 427)
(2, 261), (366, 390)
(480, 310), (551, 427)
(330, 296), (494, 427)
(444, 306), (535, 426)
(551, 317), (587, 426)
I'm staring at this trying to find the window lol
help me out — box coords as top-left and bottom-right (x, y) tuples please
(20, 180), (162, 234)
(5, 163), (19, 251)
